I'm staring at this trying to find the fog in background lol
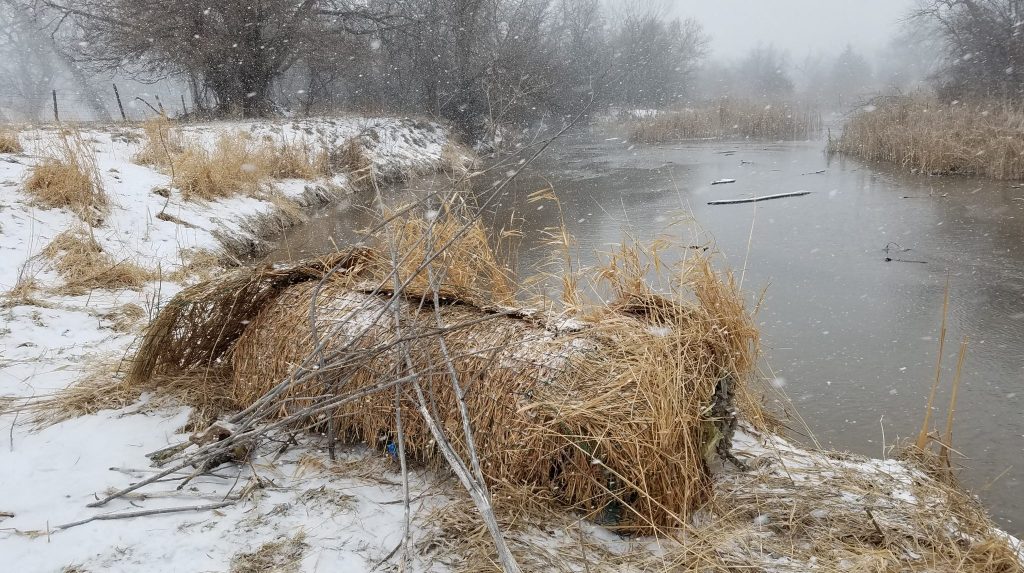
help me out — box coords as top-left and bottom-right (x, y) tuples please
(0, 0), (941, 124)
(673, 0), (916, 59)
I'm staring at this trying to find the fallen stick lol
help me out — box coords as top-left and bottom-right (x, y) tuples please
(54, 501), (236, 531)
(884, 257), (928, 264)
(708, 191), (811, 205)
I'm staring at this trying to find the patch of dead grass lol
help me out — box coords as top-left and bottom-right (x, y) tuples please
(136, 126), (332, 201)
(2, 276), (44, 309)
(42, 228), (153, 295)
(101, 303), (147, 333)
(168, 248), (222, 283)
(24, 131), (107, 224)
(230, 532), (307, 573)
(133, 116), (185, 167)
(263, 137), (324, 180)
(328, 136), (372, 187)
(172, 135), (270, 201)
(0, 129), (23, 153)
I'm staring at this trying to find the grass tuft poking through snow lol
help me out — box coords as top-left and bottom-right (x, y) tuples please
(173, 134), (275, 201)
(41, 227), (153, 295)
(326, 136), (372, 188)
(230, 532), (308, 573)
(24, 131), (107, 224)
(142, 127), (335, 201)
(133, 116), (185, 167)
(0, 128), (24, 153)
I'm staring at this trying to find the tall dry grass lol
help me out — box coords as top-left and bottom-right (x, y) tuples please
(324, 136), (372, 188)
(263, 137), (326, 180)
(0, 128), (23, 153)
(172, 134), (274, 201)
(136, 123), (335, 201)
(133, 116), (185, 167)
(24, 131), (107, 224)
(828, 95), (1024, 179)
(630, 100), (823, 143)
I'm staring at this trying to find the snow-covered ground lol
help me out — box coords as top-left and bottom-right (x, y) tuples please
(1, 117), (1021, 572)
(0, 117), (463, 571)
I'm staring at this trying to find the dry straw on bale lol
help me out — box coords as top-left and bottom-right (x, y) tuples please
(124, 212), (762, 532)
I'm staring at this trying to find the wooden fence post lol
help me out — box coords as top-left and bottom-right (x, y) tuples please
(113, 83), (128, 122)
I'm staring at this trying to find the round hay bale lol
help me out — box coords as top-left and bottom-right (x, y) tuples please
(228, 277), (752, 531)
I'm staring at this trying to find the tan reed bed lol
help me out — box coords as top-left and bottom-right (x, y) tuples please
(828, 95), (1024, 180)
(629, 100), (823, 143)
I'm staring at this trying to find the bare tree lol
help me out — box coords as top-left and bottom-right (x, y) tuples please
(737, 44), (795, 101)
(14, 0), (709, 133)
(606, 3), (708, 108)
(910, 0), (1024, 100)
(30, 0), (405, 117)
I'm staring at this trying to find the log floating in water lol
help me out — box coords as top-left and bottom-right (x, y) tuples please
(707, 191), (811, 205)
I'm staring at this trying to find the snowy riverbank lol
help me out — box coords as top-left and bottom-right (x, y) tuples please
(1, 118), (1021, 572)
(0, 117), (460, 570)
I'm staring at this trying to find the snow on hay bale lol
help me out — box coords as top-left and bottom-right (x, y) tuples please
(124, 220), (761, 532)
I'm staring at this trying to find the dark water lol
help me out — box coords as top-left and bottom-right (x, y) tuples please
(268, 129), (1024, 533)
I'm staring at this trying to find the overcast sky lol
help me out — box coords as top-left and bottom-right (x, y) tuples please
(671, 0), (917, 60)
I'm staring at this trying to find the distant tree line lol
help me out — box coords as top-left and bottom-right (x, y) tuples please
(696, 44), (881, 111)
(9, 0), (708, 138)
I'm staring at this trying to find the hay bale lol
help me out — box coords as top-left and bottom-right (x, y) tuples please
(125, 250), (368, 387)
(132, 247), (758, 531)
